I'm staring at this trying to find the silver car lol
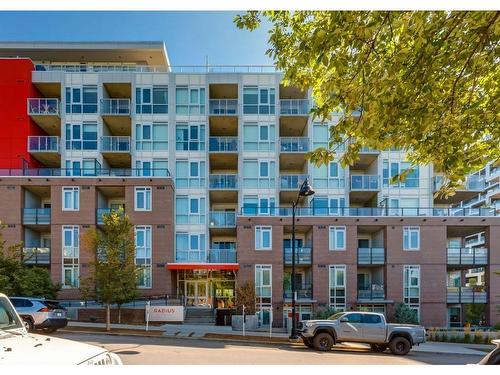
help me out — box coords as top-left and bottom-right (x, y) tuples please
(9, 297), (67, 333)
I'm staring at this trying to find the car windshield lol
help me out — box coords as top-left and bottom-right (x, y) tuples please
(0, 296), (24, 331)
(327, 312), (345, 320)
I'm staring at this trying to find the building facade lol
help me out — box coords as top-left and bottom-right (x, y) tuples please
(0, 42), (498, 328)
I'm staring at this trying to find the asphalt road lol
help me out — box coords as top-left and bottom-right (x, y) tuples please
(51, 332), (484, 365)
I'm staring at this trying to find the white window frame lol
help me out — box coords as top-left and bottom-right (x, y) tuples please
(403, 265), (421, 320)
(329, 265), (346, 311)
(62, 187), (79, 211)
(403, 226), (420, 250)
(135, 225), (152, 289)
(255, 226), (272, 250)
(62, 225), (79, 288)
(134, 187), (152, 211)
(255, 264), (272, 301)
(329, 226), (346, 251)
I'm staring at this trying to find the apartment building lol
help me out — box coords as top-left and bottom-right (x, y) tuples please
(0, 42), (498, 328)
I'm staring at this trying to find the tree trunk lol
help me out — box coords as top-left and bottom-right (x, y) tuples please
(106, 304), (111, 331)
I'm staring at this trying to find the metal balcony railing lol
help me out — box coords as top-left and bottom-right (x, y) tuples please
(350, 175), (380, 191)
(209, 174), (238, 189)
(23, 208), (51, 225)
(208, 137), (238, 152)
(283, 284), (313, 299)
(283, 247), (312, 265)
(100, 98), (130, 115)
(279, 137), (310, 152)
(34, 64), (278, 73)
(357, 248), (385, 265)
(208, 211), (237, 228)
(100, 136), (131, 152)
(208, 248), (237, 263)
(22, 247), (50, 265)
(446, 248), (488, 266)
(0, 168), (170, 177)
(280, 174), (309, 190)
(358, 284), (386, 300)
(28, 136), (59, 152)
(27, 98), (60, 115)
(209, 99), (238, 115)
(279, 99), (310, 115)
(446, 286), (487, 304)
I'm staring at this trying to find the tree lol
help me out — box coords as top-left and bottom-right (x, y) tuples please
(234, 281), (256, 315)
(393, 303), (419, 325)
(235, 11), (500, 196)
(0, 222), (60, 298)
(80, 210), (139, 330)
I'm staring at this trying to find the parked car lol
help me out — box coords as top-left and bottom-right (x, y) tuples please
(298, 311), (426, 355)
(0, 293), (122, 365)
(478, 339), (500, 365)
(9, 296), (68, 333)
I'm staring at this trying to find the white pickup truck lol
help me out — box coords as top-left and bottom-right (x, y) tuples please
(298, 311), (426, 355)
(0, 293), (122, 365)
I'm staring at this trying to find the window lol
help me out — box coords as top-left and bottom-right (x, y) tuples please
(312, 196), (345, 216)
(243, 159), (275, 188)
(329, 265), (346, 311)
(255, 265), (272, 302)
(135, 226), (152, 288)
(312, 122), (346, 152)
(403, 226), (420, 250)
(383, 160), (420, 188)
(135, 123), (168, 151)
(62, 187), (79, 211)
(403, 265), (420, 320)
(175, 160), (206, 188)
(62, 226), (79, 288)
(176, 87), (206, 115)
(136, 86), (168, 114)
(176, 123), (206, 151)
(176, 232), (206, 262)
(65, 123), (97, 150)
(344, 313), (363, 323)
(135, 159), (168, 177)
(175, 195), (206, 224)
(312, 161), (345, 189)
(255, 226), (272, 250)
(363, 314), (382, 324)
(64, 158), (100, 176)
(242, 123), (275, 152)
(243, 86), (275, 114)
(329, 226), (346, 250)
(65, 85), (97, 113)
(135, 187), (152, 211)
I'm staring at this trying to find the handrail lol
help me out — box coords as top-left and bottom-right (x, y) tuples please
(446, 247), (488, 265)
(0, 168), (170, 177)
(27, 136), (59, 152)
(34, 64), (278, 73)
(357, 247), (385, 264)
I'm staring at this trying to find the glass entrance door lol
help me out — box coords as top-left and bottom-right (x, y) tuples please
(185, 280), (209, 307)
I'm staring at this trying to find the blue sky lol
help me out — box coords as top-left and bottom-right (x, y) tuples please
(0, 11), (273, 66)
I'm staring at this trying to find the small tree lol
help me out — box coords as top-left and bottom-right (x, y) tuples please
(393, 303), (419, 325)
(80, 210), (139, 330)
(234, 281), (256, 315)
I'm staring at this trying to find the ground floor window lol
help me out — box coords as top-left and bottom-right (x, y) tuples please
(357, 304), (386, 314)
(283, 304), (313, 329)
(329, 265), (346, 311)
(176, 270), (236, 308)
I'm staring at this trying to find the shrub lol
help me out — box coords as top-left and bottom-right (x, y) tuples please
(473, 332), (483, 344)
(494, 323), (500, 331)
(483, 334), (491, 345)
(463, 333), (472, 343)
(442, 333), (448, 342)
(393, 303), (419, 325)
(449, 335), (456, 343)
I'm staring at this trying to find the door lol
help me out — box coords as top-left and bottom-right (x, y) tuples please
(361, 313), (386, 342)
(185, 281), (209, 307)
(358, 239), (370, 248)
(448, 306), (461, 328)
(337, 313), (364, 341)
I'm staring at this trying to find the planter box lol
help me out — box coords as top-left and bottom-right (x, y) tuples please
(231, 315), (259, 331)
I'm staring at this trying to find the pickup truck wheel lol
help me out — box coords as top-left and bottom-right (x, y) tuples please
(389, 337), (411, 355)
(313, 333), (334, 351)
(22, 317), (34, 332)
(303, 338), (314, 348)
(370, 344), (388, 352)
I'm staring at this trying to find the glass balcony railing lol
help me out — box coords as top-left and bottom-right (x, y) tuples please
(357, 248), (385, 265)
(27, 98), (60, 116)
(100, 99), (130, 115)
(446, 286), (487, 304)
(100, 136), (131, 152)
(279, 137), (310, 152)
(434, 175), (486, 192)
(209, 99), (238, 115)
(279, 99), (310, 115)
(209, 174), (238, 189)
(358, 284), (386, 300)
(28, 136), (59, 152)
(208, 211), (237, 228)
(350, 175), (380, 191)
(283, 284), (313, 299)
(0, 168), (170, 177)
(446, 247), (488, 266)
(23, 208), (51, 225)
(208, 248), (237, 263)
(283, 247), (312, 265)
(280, 174), (309, 190)
(209, 137), (238, 152)
(22, 247), (50, 265)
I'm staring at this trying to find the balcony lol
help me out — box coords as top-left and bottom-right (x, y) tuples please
(447, 248), (488, 266)
(0, 168), (170, 178)
(447, 286), (487, 304)
(279, 137), (310, 153)
(350, 175), (380, 204)
(434, 176), (487, 204)
(23, 208), (50, 225)
(100, 136), (131, 152)
(283, 284), (313, 299)
(357, 248), (385, 265)
(208, 248), (237, 263)
(283, 247), (312, 265)
(279, 99), (310, 116)
(96, 208), (124, 225)
(27, 98), (60, 134)
(208, 211), (237, 228)
(209, 137), (238, 152)
(27, 136), (60, 167)
(209, 99), (238, 115)
(100, 98), (130, 115)
(209, 174), (238, 190)
(280, 174), (309, 190)
(357, 284), (386, 301)
(22, 247), (50, 265)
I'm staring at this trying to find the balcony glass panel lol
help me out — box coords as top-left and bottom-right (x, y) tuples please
(208, 137), (238, 152)
(208, 211), (236, 228)
(209, 99), (238, 115)
(27, 98), (59, 115)
(446, 247), (488, 265)
(208, 248), (237, 263)
(100, 136), (131, 152)
(279, 99), (310, 115)
(357, 248), (385, 264)
(22, 247), (50, 265)
(100, 99), (130, 115)
(350, 175), (380, 190)
(209, 174), (238, 189)
(280, 137), (310, 152)
(28, 136), (59, 152)
(283, 247), (312, 265)
(23, 208), (51, 225)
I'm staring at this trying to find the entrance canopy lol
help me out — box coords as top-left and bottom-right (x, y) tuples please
(166, 263), (239, 271)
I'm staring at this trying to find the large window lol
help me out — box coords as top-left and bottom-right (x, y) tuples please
(65, 123), (98, 150)
(176, 123), (206, 151)
(176, 232), (206, 262)
(135, 187), (152, 211)
(135, 159), (169, 177)
(312, 161), (345, 189)
(329, 226), (346, 250)
(255, 265), (272, 302)
(255, 226), (272, 250)
(136, 86), (168, 114)
(329, 265), (346, 312)
(243, 86), (276, 114)
(175, 160), (206, 188)
(383, 160), (420, 188)
(135, 123), (168, 151)
(176, 87), (206, 115)
(62, 187), (79, 211)
(62, 226), (79, 288)
(135, 226), (152, 288)
(403, 265), (420, 320)
(242, 122), (276, 152)
(176, 195), (206, 224)
(242, 159), (275, 189)
(65, 85), (97, 114)
(403, 226), (420, 250)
